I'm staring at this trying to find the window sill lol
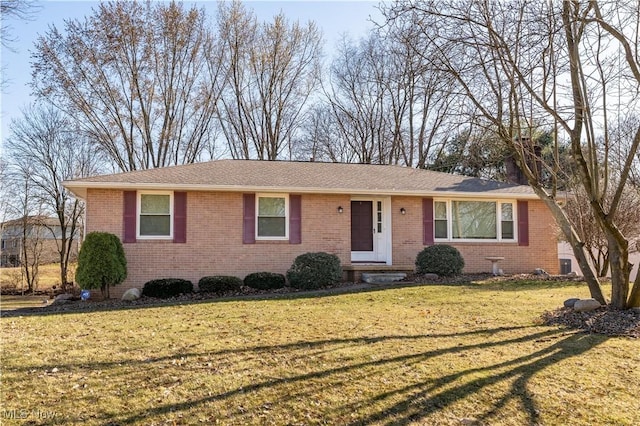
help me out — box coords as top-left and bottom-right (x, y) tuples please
(434, 239), (518, 245)
(255, 239), (289, 244)
(136, 236), (173, 241)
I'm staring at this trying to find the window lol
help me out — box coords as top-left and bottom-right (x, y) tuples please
(256, 194), (288, 239)
(434, 201), (448, 239)
(452, 201), (497, 239)
(138, 192), (172, 238)
(434, 200), (515, 242)
(501, 203), (514, 239)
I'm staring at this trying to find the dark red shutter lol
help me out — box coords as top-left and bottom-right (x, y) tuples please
(173, 192), (187, 243)
(517, 200), (529, 246)
(289, 194), (301, 244)
(423, 197), (434, 245)
(123, 191), (137, 243)
(243, 193), (256, 244)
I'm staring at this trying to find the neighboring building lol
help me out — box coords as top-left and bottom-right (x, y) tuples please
(63, 159), (559, 298)
(558, 241), (640, 282)
(0, 216), (78, 267)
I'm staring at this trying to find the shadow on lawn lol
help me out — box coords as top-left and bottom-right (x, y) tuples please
(42, 326), (605, 425)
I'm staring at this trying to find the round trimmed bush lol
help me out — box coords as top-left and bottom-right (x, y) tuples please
(198, 276), (243, 294)
(142, 278), (193, 298)
(244, 272), (286, 290)
(287, 252), (342, 290)
(415, 245), (464, 277)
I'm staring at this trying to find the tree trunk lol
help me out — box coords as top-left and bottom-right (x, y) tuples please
(531, 187), (607, 304)
(628, 267), (640, 308)
(607, 234), (630, 308)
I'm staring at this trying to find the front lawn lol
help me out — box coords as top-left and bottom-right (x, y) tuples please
(1, 279), (638, 425)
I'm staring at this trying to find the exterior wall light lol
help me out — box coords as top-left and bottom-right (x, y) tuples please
(400, 208), (406, 215)
(338, 206), (344, 213)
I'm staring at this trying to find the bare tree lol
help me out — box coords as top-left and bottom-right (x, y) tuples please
(382, 18), (460, 168)
(325, 35), (390, 164)
(294, 103), (357, 163)
(31, 0), (223, 171)
(0, 159), (9, 223)
(6, 104), (100, 291)
(3, 163), (44, 293)
(1, 0), (40, 89)
(385, 0), (640, 308)
(565, 179), (640, 277)
(317, 29), (457, 167)
(0, 0), (39, 49)
(215, 2), (323, 160)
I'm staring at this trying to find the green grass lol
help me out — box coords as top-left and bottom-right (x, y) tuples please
(1, 280), (638, 425)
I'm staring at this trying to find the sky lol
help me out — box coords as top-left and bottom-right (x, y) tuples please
(0, 0), (382, 148)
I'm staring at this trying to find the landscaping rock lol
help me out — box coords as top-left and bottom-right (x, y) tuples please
(55, 293), (74, 301)
(573, 298), (601, 312)
(563, 298), (580, 308)
(566, 271), (578, 277)
(534, 268), (548, 276)
(121, 288), (141, 301)
(51, 293), (74, 306)
(421, 273), (439, 281)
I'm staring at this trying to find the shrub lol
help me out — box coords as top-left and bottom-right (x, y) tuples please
(142, 278), (193, 299)
(76, 232), (127, 298)
(244, 272), (286, 290)
(415, 244), (465, 277)
(287, 252), (342, 290)
(198, 276), (242, 294)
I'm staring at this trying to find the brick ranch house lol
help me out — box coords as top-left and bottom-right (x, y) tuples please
(63, 160), (558, 298)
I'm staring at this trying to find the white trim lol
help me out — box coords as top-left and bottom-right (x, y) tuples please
(433, 198), (518, 243)
(255, 193), (289, 241)
(137, 191), (173, 240)
(350, 197), (392, 265)
(64, 181), (540, 201)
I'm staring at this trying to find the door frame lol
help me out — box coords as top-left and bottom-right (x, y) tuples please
(350, 196), (392, 264)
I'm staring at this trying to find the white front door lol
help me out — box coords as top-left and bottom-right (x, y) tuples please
(350, 197), (391, 264)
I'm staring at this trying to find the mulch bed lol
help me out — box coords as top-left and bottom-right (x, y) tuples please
(3, 274), (639, 339)
(541, 306), (640, 338)
(0, 281), (363, 318)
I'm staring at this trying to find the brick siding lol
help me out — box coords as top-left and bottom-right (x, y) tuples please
(391, 196), (558, 274)
(85, 189), (558, 298)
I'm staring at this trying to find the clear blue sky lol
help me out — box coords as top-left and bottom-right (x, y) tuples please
(0, 0), (382, 149)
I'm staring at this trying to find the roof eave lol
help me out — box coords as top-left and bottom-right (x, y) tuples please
(63, 181), (539, 200)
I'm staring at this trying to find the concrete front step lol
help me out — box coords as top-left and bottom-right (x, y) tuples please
(361, 272), (407, 284)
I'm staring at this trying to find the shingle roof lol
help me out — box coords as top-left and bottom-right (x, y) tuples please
(63, 159), (537, 199)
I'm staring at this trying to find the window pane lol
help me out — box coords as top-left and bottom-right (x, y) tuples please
(258, 217), (286, 237)
(435, 201), (447, 220)
(141, 194), (170, 214)
(501, 221), (514, 239)
(258, 197), (285, 217)
(140, 215), (170, 236)
(435, 220), (448, 239)
(452, 201), (496, 239)
(501, 203), (513, 220)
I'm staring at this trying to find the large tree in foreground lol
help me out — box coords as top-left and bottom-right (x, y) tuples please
(385, 0), (640, 308)
(31, 0), (222, 171)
